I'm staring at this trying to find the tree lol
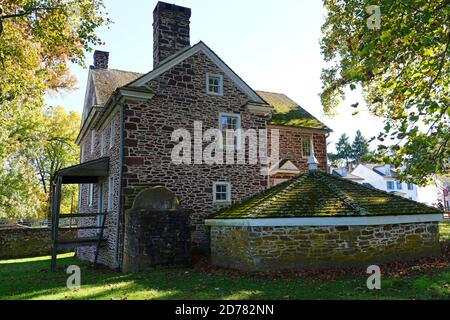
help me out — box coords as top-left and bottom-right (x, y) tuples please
(320, 0), (449, 185)
(28, 106), (81, 215)
(352, 130), (370, 164)
(336, 133), (353, 169)
(0, 158), (46, 221)
(0, 0), (109, 161)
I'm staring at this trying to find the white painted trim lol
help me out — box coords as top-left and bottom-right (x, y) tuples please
(246, 103), (273, 116)
(129, 42), (264, 104)
(206, 73), (223, 96)
(205, 214), (444, 227)
(213, 181), (232, 204)
(109, 120), (115, 149)
(118, 89), (155, 100)
(301, 134), (312, 159)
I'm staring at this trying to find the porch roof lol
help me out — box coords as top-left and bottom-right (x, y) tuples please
(56, 157), (109, 184)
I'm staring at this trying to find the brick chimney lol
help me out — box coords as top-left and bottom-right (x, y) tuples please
(93, 50), (109, 69)
(153, 1), (191, 68)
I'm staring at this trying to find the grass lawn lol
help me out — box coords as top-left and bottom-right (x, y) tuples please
(0, 223), (449, 300)
(440, 221), (450, 240)
(0, 253), (448, 300)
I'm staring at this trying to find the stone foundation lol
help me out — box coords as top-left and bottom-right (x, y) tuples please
(210, 222), (441, 271)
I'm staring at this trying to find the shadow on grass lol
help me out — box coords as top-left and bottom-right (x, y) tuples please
(0, 255), (449, 300)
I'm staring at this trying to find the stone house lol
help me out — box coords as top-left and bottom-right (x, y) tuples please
(64, 2), (331, 270)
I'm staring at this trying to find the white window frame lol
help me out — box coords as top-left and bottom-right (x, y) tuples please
(213, 181), (231, 204)
(90, 130), (95, 154)
(407, 183), (414, 190)
(107, 176), (114, 211)
(88, 184), (94, 207)
(109, 121), (115, 149)
(396, 181), (402, 190)
(386, 180), (395, 190)
(301, 135), (312, 158)
(206, 73), (223, 96)
(100, 131), (105, 156)
(219, 112), (241, 150)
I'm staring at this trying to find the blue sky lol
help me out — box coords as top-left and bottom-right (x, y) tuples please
(45, 0), (385, 152)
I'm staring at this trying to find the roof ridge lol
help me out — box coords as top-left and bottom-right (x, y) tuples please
(314, 172), (372, 216)
(250, 174), (309, 217)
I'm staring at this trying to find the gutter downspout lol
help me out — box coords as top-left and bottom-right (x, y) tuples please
(113, 101), (124, 271)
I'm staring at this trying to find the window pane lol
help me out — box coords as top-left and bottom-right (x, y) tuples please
(302, 136), (311, 157)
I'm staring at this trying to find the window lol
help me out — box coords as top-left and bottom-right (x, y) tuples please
(213, 182), (231, 203)
(90, 130), (95, 154)
(100, 132), (105, 156)
(88, 184), (94, 207)
(107, 176), (114, 211)
(219, 113), (241, 149)
(407, 183), (414, 190)
(97, 183), (104, 234)
(386, 181), (395, 190)
(109, 122), (115, 149)
(301, 136), (311, 158)
(206, 74), (223, 95)
(396, 181), (402, 190)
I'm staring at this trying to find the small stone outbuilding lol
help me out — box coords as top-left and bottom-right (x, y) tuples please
(205, 171), (443, 271)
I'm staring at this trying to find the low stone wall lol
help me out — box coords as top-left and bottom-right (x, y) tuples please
(0, 228), (76, 259)
(210, 222), (441, 271)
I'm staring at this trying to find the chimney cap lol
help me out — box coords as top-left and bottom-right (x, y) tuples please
(93, 50), (109, 69)
(153, 1), (191, 16)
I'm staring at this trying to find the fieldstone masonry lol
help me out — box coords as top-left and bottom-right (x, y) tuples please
(0, 228), (76, 259)
(210, 222), (441, 271)
(122, 186), (191, 272)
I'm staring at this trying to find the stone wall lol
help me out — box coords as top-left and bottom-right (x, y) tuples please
(123, 209), (191, 272)
(0, 228), (76, 259)
(122, 51), (268, 249)
(77, 113), (121, 268)
(210, 222), (441, 271)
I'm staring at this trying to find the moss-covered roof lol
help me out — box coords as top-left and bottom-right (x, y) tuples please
(209, 171), (441, 219)
(257, 91), (331, 131)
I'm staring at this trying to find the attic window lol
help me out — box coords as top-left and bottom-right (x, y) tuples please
(206, 74), (223, 95)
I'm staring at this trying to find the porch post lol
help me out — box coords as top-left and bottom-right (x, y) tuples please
(50, 175), (62, 271)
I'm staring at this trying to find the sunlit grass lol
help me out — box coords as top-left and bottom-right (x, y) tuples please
(0, 253), (448, 300)
(440, 221), (450, 240)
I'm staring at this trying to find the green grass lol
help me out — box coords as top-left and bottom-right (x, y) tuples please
(440, 221), (450, 240)
(0, 253), (449, 300)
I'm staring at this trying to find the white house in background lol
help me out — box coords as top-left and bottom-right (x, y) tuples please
(416, 176), (450, 209)
(342, 163), (418, 201)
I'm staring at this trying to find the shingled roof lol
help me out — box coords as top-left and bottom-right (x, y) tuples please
(91, 68), (143, 105)
(88, 69), (330, 132)
(257, 91), (330, 131)
(209, 171), (441, 219)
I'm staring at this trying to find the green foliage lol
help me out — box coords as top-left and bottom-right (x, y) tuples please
(352, 130), (370, 164)
(336, 133), (353, 168)
(321, 0), (450, 184)
(27, 106), (81, 214)
(0, 0), (105, 220)
(0, 158), (45, 220)
(0, 106), (80, 220)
